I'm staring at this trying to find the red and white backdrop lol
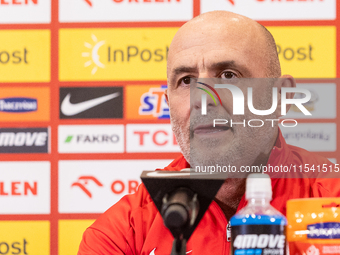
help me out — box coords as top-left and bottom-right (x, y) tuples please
(0, 0), (338, 254)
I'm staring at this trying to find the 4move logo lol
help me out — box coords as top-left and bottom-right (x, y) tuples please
(0, 128), (49, 153)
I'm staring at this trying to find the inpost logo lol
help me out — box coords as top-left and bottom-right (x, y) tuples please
(82, 34), (105, 75)
(0, 30), (50, 82)
(202, 0), (335, 21)
(59, 28), (178, 81)
(0, 221), (50, 255)
(268, 26), (336, 78)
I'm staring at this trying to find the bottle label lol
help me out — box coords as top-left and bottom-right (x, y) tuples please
(231, 224), (286, 255)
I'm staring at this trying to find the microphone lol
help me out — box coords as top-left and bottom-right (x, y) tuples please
(141, 169), (226, 255)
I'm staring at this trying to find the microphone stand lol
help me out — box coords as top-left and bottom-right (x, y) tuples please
(161, 188), (199, 255)
(141, 170), (226, 255)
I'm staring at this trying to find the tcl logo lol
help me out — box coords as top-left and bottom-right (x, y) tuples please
(127, 124), (180, 152)
(0, 181), (37, 196)
(0, 0), (37, 5)
(72, 176), (139, 198)
(134, 130), (177, 146)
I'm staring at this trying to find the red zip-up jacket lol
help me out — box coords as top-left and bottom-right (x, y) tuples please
(78, 132), (340, 255)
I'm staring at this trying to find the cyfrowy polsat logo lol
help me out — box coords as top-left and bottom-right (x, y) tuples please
(197, 79), (312, 128)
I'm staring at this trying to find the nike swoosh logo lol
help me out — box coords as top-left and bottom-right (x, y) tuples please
(149, 248), (192, 255)
(61, 92), (120, 116)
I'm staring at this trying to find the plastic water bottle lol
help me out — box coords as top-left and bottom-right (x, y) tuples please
(230, 174), (287, 255)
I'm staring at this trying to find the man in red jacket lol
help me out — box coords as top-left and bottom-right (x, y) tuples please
(78, 11), (339, 255)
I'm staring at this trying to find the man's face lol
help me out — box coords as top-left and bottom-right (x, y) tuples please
(166, 17), (279, 171)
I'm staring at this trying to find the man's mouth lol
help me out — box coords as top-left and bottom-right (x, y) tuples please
(193, 124), (230, 135)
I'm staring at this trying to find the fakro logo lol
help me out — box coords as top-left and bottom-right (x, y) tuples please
(65, 134), (119, 144)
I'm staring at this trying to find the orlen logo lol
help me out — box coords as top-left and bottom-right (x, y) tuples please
(84, 0), (92, 6)
(0, 97), (37, 113)
(84, 0), (182, 6)
(227, 0), (325, 5)
(71, 176), (139, 198)
(139, 85), (169, 119)
(71, 176), (103, 198)
(0, 0), (37, 5)
(0, 181), (37, 196)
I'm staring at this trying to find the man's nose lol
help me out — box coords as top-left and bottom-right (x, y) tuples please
(191, 80), (219, 115)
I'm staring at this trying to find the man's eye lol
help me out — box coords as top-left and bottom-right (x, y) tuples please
(180, 77), (191, 86)
(221, 71), (237, 79)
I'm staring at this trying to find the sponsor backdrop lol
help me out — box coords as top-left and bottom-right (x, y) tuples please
(0, 0), (339, 254)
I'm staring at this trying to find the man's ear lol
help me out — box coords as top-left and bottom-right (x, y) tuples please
(164, 89), (169, 106)
(276, 74), (296, 117)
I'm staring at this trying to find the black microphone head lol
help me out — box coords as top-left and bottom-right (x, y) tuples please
(141, 169), (226, 240)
